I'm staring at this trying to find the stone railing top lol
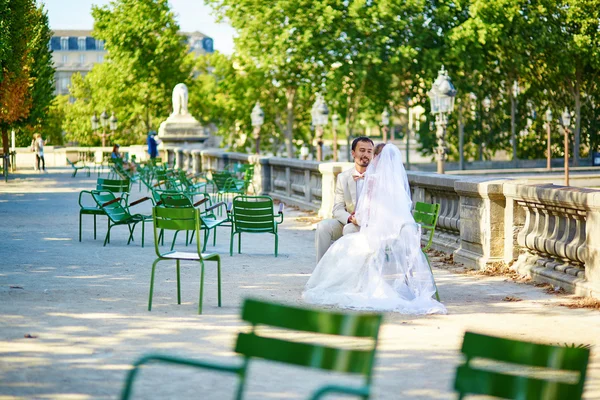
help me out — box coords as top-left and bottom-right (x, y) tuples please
(454, 177), (512, 199)
(319, 162), (354, 173)
(407, 171), (464, 190)
(268, 157), (321, 171)
(504, 182), (600, 211)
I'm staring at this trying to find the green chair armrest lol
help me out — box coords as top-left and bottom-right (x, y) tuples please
(276, 202), (284, 224)
(78, 190), (95, 208)
(121, 354), (244, 400)
(129, 197), (151, 207)
(310, 384), (370, 400)
(102, 197), (122, 207)
(193, 197), (210, 207)
(206, 201), (226, 213)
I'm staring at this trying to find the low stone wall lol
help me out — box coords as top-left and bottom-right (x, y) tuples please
(163, 147), (600, 298)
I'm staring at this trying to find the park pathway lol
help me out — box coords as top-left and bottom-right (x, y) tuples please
(0, 168), (599, 399)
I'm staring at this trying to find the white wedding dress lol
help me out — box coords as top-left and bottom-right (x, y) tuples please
(303, 144), (447, 314)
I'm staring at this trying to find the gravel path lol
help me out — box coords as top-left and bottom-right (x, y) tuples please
(1, 168), (599, 399)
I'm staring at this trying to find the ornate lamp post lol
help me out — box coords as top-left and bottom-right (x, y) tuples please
(561, 108), (571, 186)
(92, 110), (117, 147)
(311, 94), (329, 161)
(251, 102), (264, 154)
(427, 66), (457, 174)
(381, 108), (390, 143)
(545, 109), (552, 170)
(332, 113), (340, 161)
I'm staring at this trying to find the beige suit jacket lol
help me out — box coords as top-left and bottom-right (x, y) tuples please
(332, 168), (358, 225)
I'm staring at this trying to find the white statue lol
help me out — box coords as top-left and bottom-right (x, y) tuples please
(171, 83), (189, 116)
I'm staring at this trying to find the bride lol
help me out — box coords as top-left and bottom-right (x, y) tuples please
(303, 144), (447, 314)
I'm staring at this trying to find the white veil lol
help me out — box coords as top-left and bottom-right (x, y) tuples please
(304, 144), (446, 314)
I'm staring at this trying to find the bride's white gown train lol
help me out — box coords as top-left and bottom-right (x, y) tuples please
(303, 144), (447, 315)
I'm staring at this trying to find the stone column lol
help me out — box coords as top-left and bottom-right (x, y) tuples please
(585, 192), (600, 295)
(176, 149), (185, 170)
(454, 178), (510, 270)
(318, 162), (352, 219)
(191, 150), (202, 174)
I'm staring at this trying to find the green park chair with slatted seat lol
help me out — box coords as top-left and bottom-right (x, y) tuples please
(413, 201), (441, 301)
(78, 178), (131, 242)
(121, 297), (382, 400)
(147, 206), (221, 315)
(91, 190), (152, 247)
(454, 331), (590, 400)
(66, 158), (91, 178)
(228, 195), (284, 257)
(159, 192), (230, 252)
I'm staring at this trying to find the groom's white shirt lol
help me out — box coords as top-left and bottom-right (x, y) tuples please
(332, 167), (364, 225)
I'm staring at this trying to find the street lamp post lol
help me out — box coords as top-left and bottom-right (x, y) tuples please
(562, 108), (571, 186)
(381, 108), (390, 143)
(251, 102), (265, 154)
(427, 66), (457, 174)
(92, 110), (117, 147)
(482, 97), (492, 162)
(311, 94), (329, 161)
(332, 113), (340, 161)
(545, 109), (552, 170)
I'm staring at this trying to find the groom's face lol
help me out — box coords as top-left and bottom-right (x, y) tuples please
(352, 141), (374, 168)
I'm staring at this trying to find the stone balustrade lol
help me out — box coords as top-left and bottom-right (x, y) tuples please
(161, 146), (600, 298)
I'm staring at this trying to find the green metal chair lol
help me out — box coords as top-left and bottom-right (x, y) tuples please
(413, 201), (441, 301)
(148, 206), (221, 315)
(455, 331), (590, 400)
(228, 195), (284, 257)
(91, 190), (152, 247)
(159, 192), (230, 252)
(121, 297), (382, 400)
(66, 158), (91, 177)
(78, 178), (131, 242)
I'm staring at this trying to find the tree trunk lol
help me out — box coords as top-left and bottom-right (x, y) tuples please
(283, 87), (296, 158)
(574, 85), (581, 166)
(458, 104), (465, 170)
(1, 128), (8, 155)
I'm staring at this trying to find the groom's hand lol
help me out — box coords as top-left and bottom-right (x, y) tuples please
(348, 213), (357, 225)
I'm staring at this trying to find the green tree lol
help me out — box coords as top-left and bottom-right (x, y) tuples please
(63, 0), (194, 144)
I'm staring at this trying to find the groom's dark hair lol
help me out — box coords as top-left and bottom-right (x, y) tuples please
(351, 136), (374, 151)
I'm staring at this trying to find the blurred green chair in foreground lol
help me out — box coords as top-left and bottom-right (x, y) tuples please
(454, 331), (590, 400)
(121, 298), (382, 399)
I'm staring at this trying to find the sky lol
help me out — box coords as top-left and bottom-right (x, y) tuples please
(41, 0), (237, 55)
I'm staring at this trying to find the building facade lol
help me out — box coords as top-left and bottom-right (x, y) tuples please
(50, 29), (214, 96)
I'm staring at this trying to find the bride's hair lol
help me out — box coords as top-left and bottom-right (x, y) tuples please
(374, 143), (386, 156)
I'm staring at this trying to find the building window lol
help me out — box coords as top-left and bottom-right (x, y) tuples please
(96, 39), (104, 50)
(62, 55), (68, 64)
(79, 54), (86, 64)
(78, 37), (86, 50)
(97, 54), (104, 63)
(60, 77), (69, 91)
(61, 37), (68, 50)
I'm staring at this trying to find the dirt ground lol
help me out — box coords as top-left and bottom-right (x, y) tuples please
(1, 168), (599, 399)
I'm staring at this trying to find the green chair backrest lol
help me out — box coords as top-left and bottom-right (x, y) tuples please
(152, 206), (201, 256)
(91, 190), (131, 223)
(455, 331), (590, 400)
(413, 202), (440, 251)
(97, 178), (131, 193)
(211, 171), (234, 191)
(159, 192), (193, 208)
(236, 298), (382, 377)
(232, 195), (277, 233)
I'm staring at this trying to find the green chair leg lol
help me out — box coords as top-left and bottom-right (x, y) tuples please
(217, 258), (221, 307)
(79, 213), (82, 242)
(238, 233), (241, 254)
(274, 233), (278, 257)
(422, 252), (440, 301)
(148, 259), (159, 311)
(176, 259), (181, 305)
(93, 214), (97, 240)
(198, 261), (205, 314)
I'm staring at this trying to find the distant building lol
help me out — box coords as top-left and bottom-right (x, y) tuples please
(50, 29), (214, 96)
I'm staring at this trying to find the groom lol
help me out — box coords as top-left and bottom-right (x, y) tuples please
(315, 136), (374, 263)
